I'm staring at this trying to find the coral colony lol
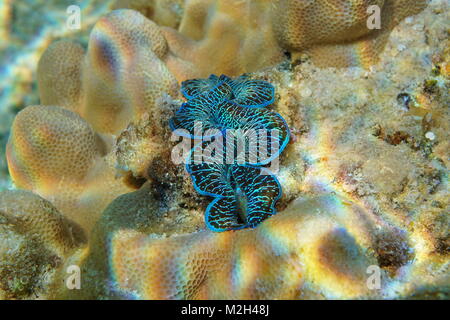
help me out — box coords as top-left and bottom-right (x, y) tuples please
(170, 74), (289, 231)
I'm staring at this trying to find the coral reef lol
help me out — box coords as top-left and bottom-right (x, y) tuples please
(112, 0), (185, 28)
(6, 9), (182, 233)
(106, 194), (444, 299)
(159, 0), (285, 80)
(37, 41), (85, 113)
(1, 0), (428, 189)
(6, 105), (133, 232)
(0, 0), (114, 190)
(61, 0), (447, 300)
(69, 195), (388, 299)
(48, 181), (205, 299)
(53, 194), (447, 299)
(0, 0), (448, 300)
(36, 9), (179, 135)
(81, 9), (178, 134)
(113, 0), (427, 81)
(271, 0), (428, 67)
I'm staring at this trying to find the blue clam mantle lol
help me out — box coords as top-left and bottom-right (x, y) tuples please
(170, 74), (290, 231)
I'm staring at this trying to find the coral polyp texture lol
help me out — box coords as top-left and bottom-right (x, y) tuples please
(159, 0), (285, 80)
(6, 105), (133, 232)
(0, 0), (429, 188)
(37, 9), (178, 135)
(109, 195), (383, 299)
(82, 9), (178, 134)
(111, 0), (427, 80)
(6, 9), (182, 234)
(271, 0), (428, 67)
(54, 194), (446, 300)
(0, 190), (85, 299)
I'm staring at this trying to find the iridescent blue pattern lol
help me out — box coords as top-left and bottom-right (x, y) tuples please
(187, 153), (281, 231)
(170, 74), (289, 232)
(228, 75), (275, 108)
(180, 74), (223, 99)
(180, 74), (275, 108)
(170, 75), (289, 162)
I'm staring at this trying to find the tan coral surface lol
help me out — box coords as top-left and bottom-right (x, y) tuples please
(6, 9), (181, 234)
(113, 0), (427, 80)
(0, 190), (85, 299)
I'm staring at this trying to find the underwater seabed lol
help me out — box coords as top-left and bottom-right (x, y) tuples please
(0, 0), (449, 299)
